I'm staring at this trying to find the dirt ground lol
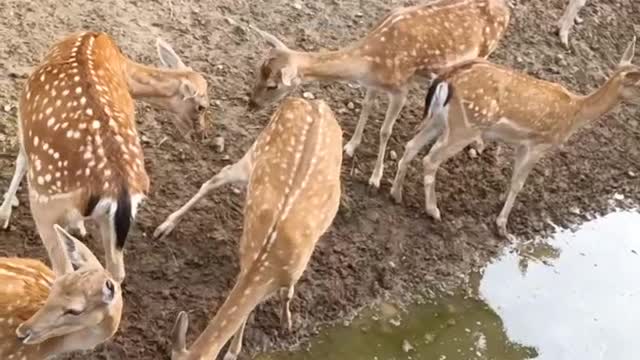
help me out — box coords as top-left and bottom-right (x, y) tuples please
(0, 0), (639, 359)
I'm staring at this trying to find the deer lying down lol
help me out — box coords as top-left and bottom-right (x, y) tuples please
(0, 31), (208, 282)
(248, 0), (510, 188)
(391, 37), (640, 238)
(168, 98), (343, 360)
(0, 225), (122, 360)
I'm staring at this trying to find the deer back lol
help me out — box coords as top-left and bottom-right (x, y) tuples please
(20, 31), (148, 211)
(239, 98), (343, 278)
(0, 259), (53, 359)
(358, 0), (510, 79)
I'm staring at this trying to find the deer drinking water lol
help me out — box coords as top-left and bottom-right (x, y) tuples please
(390, 37), (640, 238)
(0, 31), (208, 281)
(0, 225), (123, 360)
(247, 0), (510, 188)
(165, 98), (343, 360)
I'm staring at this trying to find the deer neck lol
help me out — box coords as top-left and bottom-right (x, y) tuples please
(124, 59), (187, 105)
(574, 75), (623, 128)
(186, 271), (275, 359)
(37, 301), (122, 357)
(295, 47), (369, 83)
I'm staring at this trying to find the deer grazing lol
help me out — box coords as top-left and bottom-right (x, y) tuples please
(165, 97), (343, 360)
(247, 0), (510, 188)
(390, 37), (640, 238)
(558, 0), (588, 48)
(0, 31), (208, 281)
(0, 225), (123, 360)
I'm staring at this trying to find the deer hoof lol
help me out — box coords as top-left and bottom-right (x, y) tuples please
(426, 207), (441, 221)
(154, 219), (177, 240)
(390, 186), (403, 204)
(343, 141), (359, 157)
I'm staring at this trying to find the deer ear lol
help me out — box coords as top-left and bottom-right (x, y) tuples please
(157, 38), (188, 69)
(620, 36), (636, 66)
(623, 71), (640, 85)
(280, 65), (299, 87)
(53, 225), (103, 274)
(179, 80), (198, 100)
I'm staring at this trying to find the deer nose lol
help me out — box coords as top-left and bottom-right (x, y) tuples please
(247, 99), (259, 111)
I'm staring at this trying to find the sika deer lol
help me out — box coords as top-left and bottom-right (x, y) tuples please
(0, 31), (208, 281)
(391, 37), (640, 238)
(558, 0), (588, 48)
(167, 98), (343, 360)
(248, 0), (510, 188)
(0, 225), (122, 360)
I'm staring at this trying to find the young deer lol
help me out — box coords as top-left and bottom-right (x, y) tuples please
(1, 225), (123, 360)
(166, 98), (343, 360)
(0, 31), (208, 281)
(247, 0), (510, 188)
(558, 0), (588, 48)
(390, 37), (640, 238)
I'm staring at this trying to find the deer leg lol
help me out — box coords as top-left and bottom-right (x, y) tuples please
(97, 213), (125, 282)
(154, 151), (253, 240)
(421, 130), (478, 221)
(390, 118), (443, 203)
(369, 89), (408, 188)
(496, 144), (548, 239)
(344, 88), (377, 157)
(222, 318), (248, 360)
(0, 149), (27, 229)
(29, 199), (72, 276)
(280, 285), (295, 331)
(558, 0), (587, 48)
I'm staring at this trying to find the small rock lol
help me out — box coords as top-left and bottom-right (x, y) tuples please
(468, 148), (478, 159)
(3, 104), (12, 112)
(141, 135), (152, 144)
(389, 150), (398, 160)
(292, 2), (302, 9)
(355, 12), (363, 17)
(402, 339), (414, 353)
(389, 318), (402, 327)
(569, 206), (581, 215)
(613, 193), (625, 201)
(213, 136), (225, 153)
(628, 170), (637, 178)
(231, 187), (241, 194)
(347, 101), (355, 110)
(302, 91), (315, 99)
(222, 154), (231, 161)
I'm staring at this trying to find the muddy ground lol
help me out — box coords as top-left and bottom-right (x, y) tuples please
(0, 0), (639, 359)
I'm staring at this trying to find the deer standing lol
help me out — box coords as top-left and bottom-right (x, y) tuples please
(247, 0), (510, 188)
(558, 0), (588, 48)
(166, 97), (343, 360)
(0, 31), (208, 281)
(390, 37), (640, 238)
(0, 225), (123, 360)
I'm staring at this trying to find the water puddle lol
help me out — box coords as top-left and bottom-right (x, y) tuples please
(256, 210), (640, 360)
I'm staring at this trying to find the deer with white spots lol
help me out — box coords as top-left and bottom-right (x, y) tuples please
(558, 0), (588, 48)
(0, 225), (123, 360)
(0, 31), (208, 282)
(247, 0), (510, 188)
(166, 98), (343, 360)
(390, 37), (640, 238)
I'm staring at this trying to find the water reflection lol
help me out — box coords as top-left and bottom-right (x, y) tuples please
(480, 210), (640, 360)
(257, 210), (640, 360)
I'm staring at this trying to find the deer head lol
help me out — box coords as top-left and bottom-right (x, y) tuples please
(15, 225), (122, 347)
(247, 26), (301, 110)
(616, 36), (640, 105)
(133, 38), (210, 137)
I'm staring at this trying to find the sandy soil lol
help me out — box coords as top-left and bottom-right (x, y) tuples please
(0, 0), (639, 359)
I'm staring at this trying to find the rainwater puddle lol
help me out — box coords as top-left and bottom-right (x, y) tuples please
(256, 210), (640, 360)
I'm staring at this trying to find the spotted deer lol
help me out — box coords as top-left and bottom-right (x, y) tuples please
(558, 0), (588, 48)
(163, 98), (342, 360)
(0, 31), (208, 281)
(0, 225), (123, 360)
(390, 37), (640, 238)
(247, 0), (510, 188)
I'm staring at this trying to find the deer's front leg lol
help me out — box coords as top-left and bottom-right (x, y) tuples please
(154, 152), (253, 240)
(496, 144), (548, 240)
(1, 149), (27, 229)
(344, 88), (377, 157)
(558, 0), (587, 48)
